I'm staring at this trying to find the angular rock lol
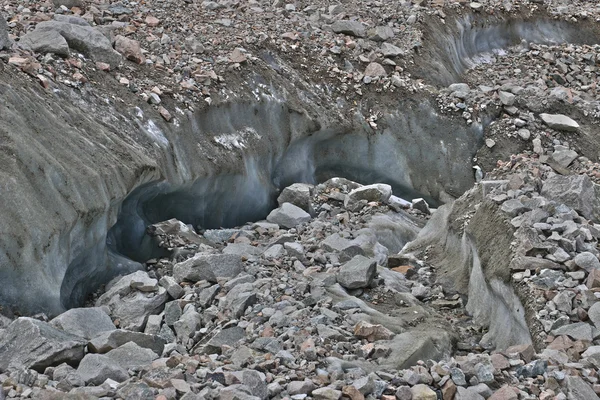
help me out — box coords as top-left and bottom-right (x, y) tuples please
(105, 341), (159, 370)
(52, 0), (85, 8)
(88, 330), (165, 356)
(574, 252), (600, 273)
(456, 386), (485, 400)
(0, 318), (85, 371)
(364, 62), (387, 77)
(288, 379), (315, 395)
(489, 386), (517, 400)
(369, 26), (394, 41)
(411, 384), (437, 400)
(380, 42), (403, 57)
(19, 29), (70, 57)
(266, 203), (311, 229)
(95, 271), (168, 331)
(32, 20), (122, 68)
(203, 326), (246, 354)
(345, 184), (392, 208)
(541, 175), (600, 222)
(50, 307), (115, 340)
(277, 183), (313, 213)
(337, 255), (377, 289)
(114, 35), (145, 64)
(540, 113), (579, 132)
(331, 20), (366, 38)
(552, 322), (593, 341)
(498, 91), (516, 106)
(353, 321), (395, 341)
(76, 353), (128, 385)
(551, 146), (578, 168)
(565, 375), (599, 400)
(174, 308), (202, 341)
(588, 302), (600, 329)
(173, 253), (243, 283)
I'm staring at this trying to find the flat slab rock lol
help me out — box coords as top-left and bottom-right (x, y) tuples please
(49, 307), (115, 340)
(0, 317), (86, 371)
(539, 113), (579, 132)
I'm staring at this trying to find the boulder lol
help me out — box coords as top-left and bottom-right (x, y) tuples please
(202, 326), (246, 354)
(88, 329), (165, 356)
(266, 203), (311, 229)
(95, 271), (168, 331)
(539, 113), (579, 132)
(0, 318), (85, 371)
(105, 342), (159, 370)
(337, 255), (377, 289)
(574, 252), (600, 273)
(76, 353), (128, 385)
(541, 175), (600, 222)
(19, 29), (70, 57)
(173, 253), (243, 283)
(52, 0), (85, 8)
(330, 20), (366, 37)
(380, 43), (403, 57)
(0, 13), (12, 50)
(114, 35), (145, 64)
(277, 183), (313, 213)
(551, 146), (578, 168)
(498, 91), (516, 106)
(565, 375), (600, 400)
(32, 20), (122, 68)
(364, 62), (387, 78)
(49, 307), (115, 339)
(368, 26), (394, 42)
(173, 308), (202, 342)
(411, 384), (437, 400)
(344, 184), (392, 208)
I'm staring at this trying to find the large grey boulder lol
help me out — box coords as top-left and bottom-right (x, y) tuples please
(344, 184), (392, 208)
(88, 329), (165, 355)
(541, 175), (600, 222)
(574, 252), (600, 273)
(539, 113), (579, 132)
(50, 307), (115, 339)
(0, 13), (11, 50)
(277, 183), (313, 214)
(105, 342), (159, 370)
(19, 29), (70, 57)
(266, 203), (311, 229)
(173, 308), (202, 342)
(31, 20), (122, 68)
(53, 0), (86, 8)
(331, 20), (366, 37)
(565, 375), (600, 400)
(173, 253), (243, 283)
(95, 271), (168, 331)
(0, 318), (86, 371)
(202, 326), (246, 354)
(77, 353), (128, 385)
(336, 255), (377, 289)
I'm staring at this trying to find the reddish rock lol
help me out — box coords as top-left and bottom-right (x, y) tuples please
(158, 106), (172, 122)
(145, 16), (160, 27)
(114, 35), (145, 64)
(489, 386), (518, 400)
(491, 353), (510, 370)
(442, 379), (456, 400)
(505, 343), (535, 363)
(353, 321), (395, 342)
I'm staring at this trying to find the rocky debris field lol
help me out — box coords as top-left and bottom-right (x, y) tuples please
(2, 161), (600, 399)
(3, 0), (600, 399)
(1, 0), (600, 121)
